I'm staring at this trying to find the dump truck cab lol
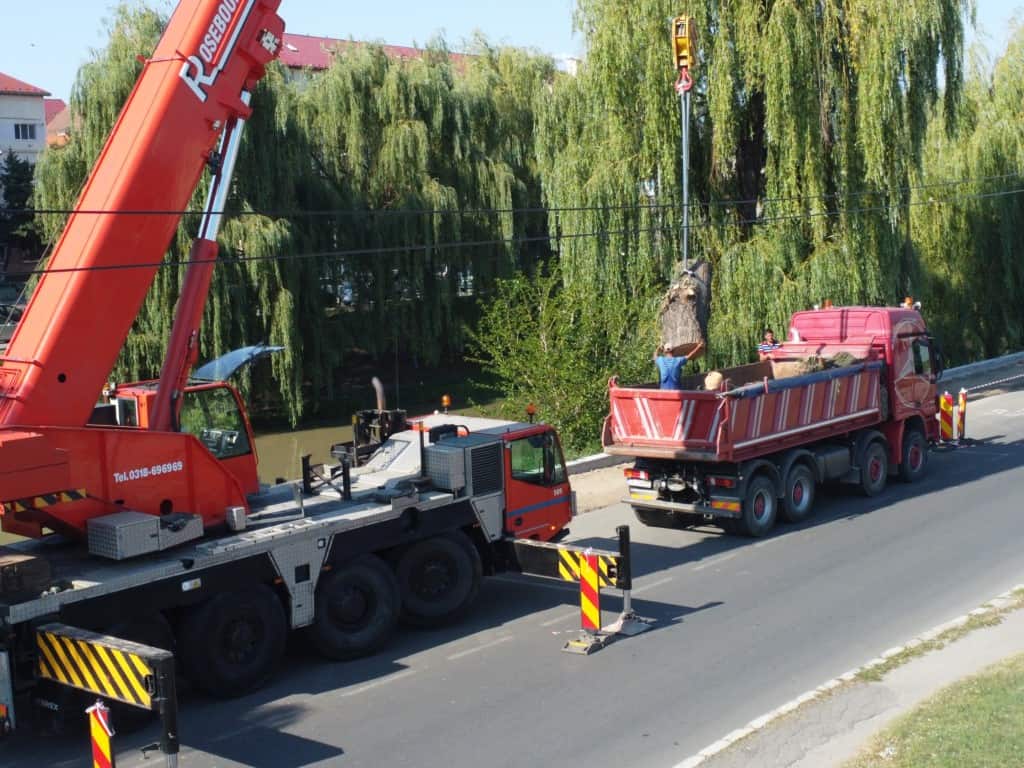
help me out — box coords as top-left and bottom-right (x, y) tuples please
(786, 306), (940, 440)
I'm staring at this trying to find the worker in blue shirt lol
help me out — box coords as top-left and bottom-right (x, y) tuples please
(655, 341), (704, 389)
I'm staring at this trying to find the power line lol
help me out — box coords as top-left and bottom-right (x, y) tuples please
(3, 172), (1020, 221)
(20, 185), (1024, 278)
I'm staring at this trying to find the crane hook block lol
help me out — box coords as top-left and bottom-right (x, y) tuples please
(672, 15), (697, 72)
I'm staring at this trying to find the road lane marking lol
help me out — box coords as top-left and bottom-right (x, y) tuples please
(446, 635), (515, 661)
(491, 575), (577, 593)
(692, 551), (739, 571)
(340, 669), (416, 697)
(539, 576), (674, 626)
(542, 610), (582, 627)
(631, 576), (674, 594)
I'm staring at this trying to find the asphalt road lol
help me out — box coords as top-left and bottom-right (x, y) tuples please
(6, 387), (1024, 768)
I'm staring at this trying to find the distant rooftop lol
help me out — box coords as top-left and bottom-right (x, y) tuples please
(279, 32), (472, 71)
(0, 72), (49, 97)
(44, 98), (66, 124)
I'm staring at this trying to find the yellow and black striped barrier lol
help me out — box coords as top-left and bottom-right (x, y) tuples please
(509, 537), (622, 588)
(35, 624), (169, 711)
(35, 623), (180, 765)
(508, 526), (652, 654)
(556, 547), (617, 588)
(9, 488), (87, 513)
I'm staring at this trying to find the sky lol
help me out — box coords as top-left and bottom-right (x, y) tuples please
(0, 0), (1018, 103)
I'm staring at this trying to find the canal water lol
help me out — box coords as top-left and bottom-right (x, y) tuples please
(253, 404), (490, 483)
(253, 421), (354, 483)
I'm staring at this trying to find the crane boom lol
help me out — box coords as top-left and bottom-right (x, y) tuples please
(0, 0), (284, 540)
(0, 0), (284, 428)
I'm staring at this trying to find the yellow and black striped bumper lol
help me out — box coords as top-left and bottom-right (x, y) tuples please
(8, 488), (87, 513)
(35, 623), (173, 712)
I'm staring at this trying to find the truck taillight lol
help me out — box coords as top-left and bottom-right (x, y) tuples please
(624, 468), (650, 481)
(707, 476), (736, 488)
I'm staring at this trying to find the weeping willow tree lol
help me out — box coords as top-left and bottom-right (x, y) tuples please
(32, 6), (555, 425)
(537, 0), (970, 366)
(910, 29), (1024, 364)
(292, 41), (555, 368)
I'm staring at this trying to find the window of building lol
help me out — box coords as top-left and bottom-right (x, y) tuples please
(14, 124), (37, 141)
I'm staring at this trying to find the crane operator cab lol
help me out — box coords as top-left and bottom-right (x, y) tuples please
(92, 345), (281, 496)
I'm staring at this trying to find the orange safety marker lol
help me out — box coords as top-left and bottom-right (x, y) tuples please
(87, 700), (115, 768)
(957, 388), (967, 440)
(939, 391), (954, 441)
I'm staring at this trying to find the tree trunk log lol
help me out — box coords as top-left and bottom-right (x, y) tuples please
(658, 259), (711, 353)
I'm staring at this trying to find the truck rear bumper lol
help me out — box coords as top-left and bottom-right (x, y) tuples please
(622, 496), (741, 520)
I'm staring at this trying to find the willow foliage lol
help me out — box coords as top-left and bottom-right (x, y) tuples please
(910, 29), (1024, 363)
(32, 7), (554, 424)
(538, 0), (968, 366)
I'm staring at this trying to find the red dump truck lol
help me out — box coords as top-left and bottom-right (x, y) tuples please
(602, 306), (942, 536)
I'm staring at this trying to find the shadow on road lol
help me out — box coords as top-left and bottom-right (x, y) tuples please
(2, 568), (706, 767)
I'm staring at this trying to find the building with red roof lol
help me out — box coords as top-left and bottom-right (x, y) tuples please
(0, 72), (50, 166)
(279, 32), (472, 74)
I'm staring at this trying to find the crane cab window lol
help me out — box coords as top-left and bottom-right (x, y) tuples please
(179, 385), (251, 459)
(509, 431), (567, 487)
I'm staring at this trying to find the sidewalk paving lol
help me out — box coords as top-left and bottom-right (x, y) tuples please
(691, 598), (1024, 768)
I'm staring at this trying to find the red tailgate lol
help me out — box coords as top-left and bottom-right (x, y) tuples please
(602, 378), (725, 460)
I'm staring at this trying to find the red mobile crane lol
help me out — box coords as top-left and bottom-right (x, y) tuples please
(0, 0), (283, 539)
(0, 0), (638, 738)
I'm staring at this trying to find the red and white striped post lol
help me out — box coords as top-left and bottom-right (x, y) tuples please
(957, 388), (967, 441)
(939, 391), (954, 442)
(578, 551), (601, 633)
(87, 700), (115, 768)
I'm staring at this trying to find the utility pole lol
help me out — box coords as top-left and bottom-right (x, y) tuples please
(672, 15), (696, 272)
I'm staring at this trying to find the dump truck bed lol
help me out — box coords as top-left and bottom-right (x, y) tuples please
(602, 359), (885, 463)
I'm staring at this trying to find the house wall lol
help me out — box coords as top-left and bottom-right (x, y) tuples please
(0, 93), (47, 165)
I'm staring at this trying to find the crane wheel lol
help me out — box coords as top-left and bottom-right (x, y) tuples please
(395, 531), (482, 628)
(179, 584), (286, 698)
(309, 555), (400, 660)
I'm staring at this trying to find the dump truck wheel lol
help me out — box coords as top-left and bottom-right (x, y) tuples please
(860, 440), (889, 496)
(781, 464), (816, 523)
(899, 429), (928, 483)
(179, 584), (286, 698)
(740, 475), (777, 537)
(396, 532), (481, 627)
(309, 555), (400, 660)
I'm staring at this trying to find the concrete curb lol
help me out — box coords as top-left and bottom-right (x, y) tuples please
(671, 583), (1024, 768)
(566, 452), (628, 476)
(565, 350), (1024, 477)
